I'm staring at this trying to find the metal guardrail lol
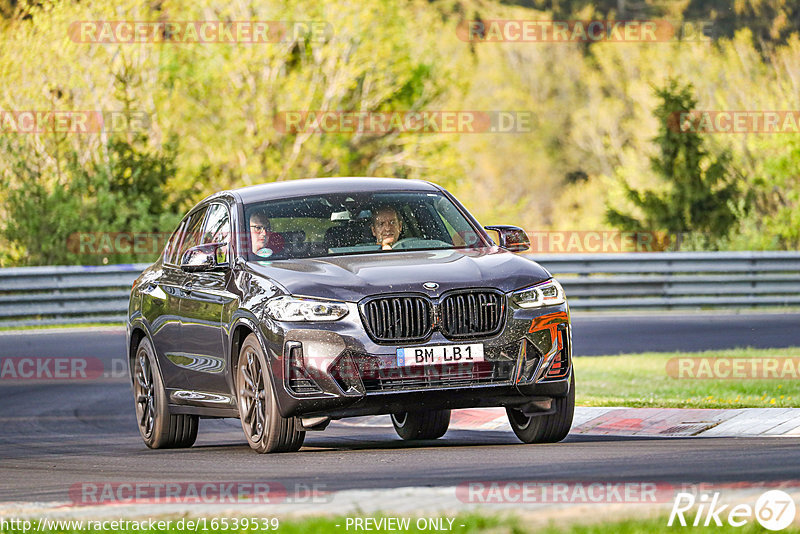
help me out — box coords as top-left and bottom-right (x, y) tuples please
(0, 252), (799, 327)
(539, 251), (800, 310)
(0, 264), (147, 327)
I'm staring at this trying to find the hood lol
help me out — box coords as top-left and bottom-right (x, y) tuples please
(246, 247), (551, 302)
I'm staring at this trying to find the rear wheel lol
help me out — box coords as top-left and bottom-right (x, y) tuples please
(236, 333), (305, 453)
(391, 409), (451, 440)
(506, 373), (575, 444)
(132, 337), (198, 449)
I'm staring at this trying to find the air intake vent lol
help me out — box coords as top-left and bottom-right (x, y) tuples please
(543, 323), (570, 380)
(285, 342), (322, 395)
(362, 296), (433, 343)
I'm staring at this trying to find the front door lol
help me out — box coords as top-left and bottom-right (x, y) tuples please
(176, 203), (237, 402)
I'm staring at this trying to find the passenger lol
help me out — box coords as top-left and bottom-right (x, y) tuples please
(371, 206), (403, 250)
(249, 209), (272, 254)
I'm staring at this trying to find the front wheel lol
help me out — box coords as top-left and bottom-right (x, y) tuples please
(132, 337), (198, 449)
(391, 409), (451, 440)
(506, 373), (575, 444)
(236, 334), (305, 453)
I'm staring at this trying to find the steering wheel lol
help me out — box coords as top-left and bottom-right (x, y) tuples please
(390, 238), (415, 249)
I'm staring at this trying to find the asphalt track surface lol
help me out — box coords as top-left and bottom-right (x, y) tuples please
(1, 312), (800, 504)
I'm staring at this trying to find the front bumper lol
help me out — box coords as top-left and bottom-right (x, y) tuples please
(258, 303), (573, 419)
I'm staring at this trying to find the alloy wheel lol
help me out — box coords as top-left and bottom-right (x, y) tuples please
(134, 350), (155, 438)
(238, 349), (267, 441)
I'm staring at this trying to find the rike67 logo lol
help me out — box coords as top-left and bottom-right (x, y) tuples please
(669, 490), (796, 530)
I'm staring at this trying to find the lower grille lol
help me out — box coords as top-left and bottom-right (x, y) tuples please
(361, 360), (514, 392)
(337, 343), (518, 393)
(288, 376), (321, 394)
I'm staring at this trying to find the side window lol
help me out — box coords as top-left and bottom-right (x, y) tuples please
(202, 203), (231, 264)
(176, 208), (208, 265)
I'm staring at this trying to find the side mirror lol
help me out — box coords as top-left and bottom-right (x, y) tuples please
(484, 225), (530, 252)
(180, 243), (229, 272)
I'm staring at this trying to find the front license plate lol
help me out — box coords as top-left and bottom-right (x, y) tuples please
(396, 344), (484, 367)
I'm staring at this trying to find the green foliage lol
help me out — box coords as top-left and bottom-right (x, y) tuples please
(0, 140), (84, 266)
(1, 0), (800, 265)
(0, 0), (467, 266)
(0, 136), (180, 266)
(729, 136), (800, 250)
(508, 0), (800, 49)
(686, 0), (800, 50)
(755, 143), (800, 249)
(150, 0), (466, 191)
(605, 79), (741, 247)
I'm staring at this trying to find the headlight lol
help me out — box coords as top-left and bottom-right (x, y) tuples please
(265, 296), (349, 322)
(510, 279), (566, 308)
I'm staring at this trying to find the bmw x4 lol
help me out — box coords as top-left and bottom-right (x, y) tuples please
(127, 177), (574, 453)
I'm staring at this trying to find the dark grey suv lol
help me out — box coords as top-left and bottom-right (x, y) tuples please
(127, 177), (574, 453)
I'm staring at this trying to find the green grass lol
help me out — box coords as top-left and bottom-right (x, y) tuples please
(575, 347), (800, 408)
(545, 517), (800, 533)
(8, 514), (798, 534)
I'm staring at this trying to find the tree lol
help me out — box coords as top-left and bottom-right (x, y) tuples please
(605, 79), (741, 248)
(0, 135), (181, 266)
(730, 137), (800, 250)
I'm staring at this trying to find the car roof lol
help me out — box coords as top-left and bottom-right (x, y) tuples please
(227, 177), (442, 204)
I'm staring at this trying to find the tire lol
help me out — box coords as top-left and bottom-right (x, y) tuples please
(391, 409), (451, 440)
(236, 333), (305, 453)
(132, 337), (198, 449)
(506, 372), (575, 444)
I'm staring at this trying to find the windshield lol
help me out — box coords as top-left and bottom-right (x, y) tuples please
(243, 191), (487, 261)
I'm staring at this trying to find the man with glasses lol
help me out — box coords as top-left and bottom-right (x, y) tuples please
(249, 209), (273, 256)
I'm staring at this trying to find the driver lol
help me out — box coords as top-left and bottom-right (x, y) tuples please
(249, 209), (272, 254)
(371, 205), (403, 250)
